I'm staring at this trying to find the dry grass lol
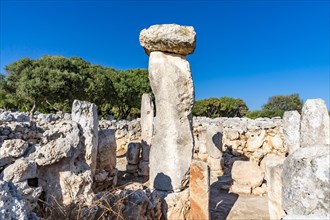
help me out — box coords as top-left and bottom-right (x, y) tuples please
(36, 183), (145, 220)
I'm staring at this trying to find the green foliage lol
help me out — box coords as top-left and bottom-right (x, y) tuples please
(192, 97), (249, 118)
(262, 93), (303, 112)
(245, 109), (285, 119)
(2, 56), (151, 119)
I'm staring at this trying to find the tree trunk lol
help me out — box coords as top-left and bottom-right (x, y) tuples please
(29, 101), (36, 122)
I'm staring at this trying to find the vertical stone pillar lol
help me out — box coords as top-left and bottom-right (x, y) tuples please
(71, 100), (99, 173)
(265, 156), (286, 220)
(190, 160), (210, 220)
(283, 111), (300, 154)
(138, 93), (154, 176)
(300, 99), (330, 148)
(140, 24), (196, 192)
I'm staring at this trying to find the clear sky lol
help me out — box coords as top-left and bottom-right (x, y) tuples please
(1, 0), (329, 110)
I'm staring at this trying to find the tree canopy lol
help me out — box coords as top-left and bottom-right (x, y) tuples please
(1, 56), (151, 119)
(192, 97), (249, 118)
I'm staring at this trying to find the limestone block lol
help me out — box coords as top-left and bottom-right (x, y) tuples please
(97, 129), (116, 171)
(0, 139), (29, 158)
(0, 180), (31, 219)
(138, 160), (149, 176)
(148, 51), (194, 192)
(246, 130), (266, 152)
(282, 146), (330, 216)
(158, 188), (190, 220)
(126, 142), (141, 165)
(266, 161), (285, 220)
(231, 161), (264, 189)
(205, 125), (222, 159)
(140, 93), (154, 162)
(190, 160), (210, 220)
(3, 159), (37, 183)
(283, 111), (300, 154)
(300, 99), (330, 148)
(252, 183), (267, 196)
(230, 183), (251, 195)
(140, 24), (196, 55)
(72, 100), (99, 172)
(126, 164), (138, 173)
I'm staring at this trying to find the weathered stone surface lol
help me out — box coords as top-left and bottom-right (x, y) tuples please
(3, 159), (37, 183)
(230, 183), (251, 195)
(138, 160), (149, 176)
(282, 146), (330, 216)
(140, 93), (154, 162)
(252, 183), (267, 196)
(158, 188), (190, 220)
(36, 120), (94, 206)
(126, 142), (141, 165)
(246, 130), (266, 152)
(283, 111), (300, 154)
(71, 100), (99, 173)
(300, 99), (330, 148)
(120, 189), (161, 220)
(205, 125), (222, 159)
(35, 121), (81, 166)
(0, 180), (31, 220)
(148, 51), (194, 192)
(140, 24), (196, 55)
(0, 139), (29, 159)
(97, 129), (116, 171)
(190, 160), (209, 220)
(282, 214), (330, 219)
(207, 156), (224, 183)
(231, 161), (264, 189)
(266, 157), (285, 220)
(126, 164), (138, 173)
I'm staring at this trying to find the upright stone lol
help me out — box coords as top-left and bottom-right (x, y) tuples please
(265, 156), (286, 220)
(300, 99), (330, 148)
(71, 100), (99, 173)
(283, 111), (300, 154)
(282, 146), (330, 217)
(190, 160), (210, 220)
(140, 24), (196, 192)
(140, 93), (154, 162)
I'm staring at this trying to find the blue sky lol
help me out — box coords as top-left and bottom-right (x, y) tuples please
(1, 0), (329, 110)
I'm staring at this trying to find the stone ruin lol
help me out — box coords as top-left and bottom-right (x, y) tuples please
(0, 23), (329, 220)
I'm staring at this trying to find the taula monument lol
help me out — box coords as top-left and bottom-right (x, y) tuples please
(140, 24), (196, 192)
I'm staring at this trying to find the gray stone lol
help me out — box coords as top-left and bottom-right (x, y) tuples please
(300, 99), (330, 148)
(148, 51), (194, 192)
(283, 111), (300, 155)
(140, 24), (196, 55)
(231, 161), (264, 189)
(97, 129), (116, 171)
(126, 142), (141, 165)
(2, 159), (37, 183)
(266, 158), (286, 220)
(72, 100), (99, 173)
(205, 124), (222, 159)
(0, 180), (30, 220)
(138, 160), (149, 176)
(282, 146), (330, 216)
(140, 93), (154, 162)
(0, 139), (29, 158)
(282, 214), (330, 219)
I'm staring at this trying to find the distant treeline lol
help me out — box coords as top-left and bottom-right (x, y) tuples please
(0, 56), (151, 119)
(0, 56), (303, 119)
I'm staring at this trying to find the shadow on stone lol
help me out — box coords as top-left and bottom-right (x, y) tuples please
(209, 150), (249, 220)
(154, 172), (173, 192)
